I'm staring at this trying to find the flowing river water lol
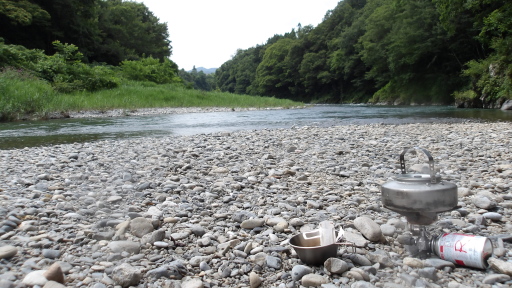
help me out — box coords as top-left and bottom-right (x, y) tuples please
(1, 105), (511, 150)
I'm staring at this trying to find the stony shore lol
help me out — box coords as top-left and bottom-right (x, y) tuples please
(51, 107), (300, 120)
(1, 121), (511, 288)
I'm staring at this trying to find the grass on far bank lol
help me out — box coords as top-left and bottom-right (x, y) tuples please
(0, 75), (303, 121)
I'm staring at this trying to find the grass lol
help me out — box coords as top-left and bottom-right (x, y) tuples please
(0, 76), (303, 122)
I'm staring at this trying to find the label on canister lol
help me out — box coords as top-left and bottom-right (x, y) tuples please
(435, 233), (492, 269)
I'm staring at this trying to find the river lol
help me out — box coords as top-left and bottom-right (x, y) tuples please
(1, 105), (511, 150)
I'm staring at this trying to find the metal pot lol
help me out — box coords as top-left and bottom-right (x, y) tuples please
(289, 230), (338, 266)
(380, 147), (458, 225)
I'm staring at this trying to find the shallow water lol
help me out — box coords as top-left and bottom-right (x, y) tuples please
(1, 105), (511, 150)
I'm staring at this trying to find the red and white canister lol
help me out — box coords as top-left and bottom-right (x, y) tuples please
(431, 233), (493, 269)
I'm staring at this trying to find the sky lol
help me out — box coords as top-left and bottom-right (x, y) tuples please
(138, 0), (340, 71)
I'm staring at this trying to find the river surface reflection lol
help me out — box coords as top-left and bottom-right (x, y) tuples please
(1, 105), (511, 149)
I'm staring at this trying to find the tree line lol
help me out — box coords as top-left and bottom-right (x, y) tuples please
(0, 0), (170, 65)
(214, 0), (511, 107)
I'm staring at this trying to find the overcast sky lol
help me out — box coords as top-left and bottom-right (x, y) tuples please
(138, 0), (340, 71)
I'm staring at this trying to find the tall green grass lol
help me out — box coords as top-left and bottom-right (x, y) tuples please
(0, 68), (55, 121)
(1, 75), (303, 121)
(48, 81), (302, 112)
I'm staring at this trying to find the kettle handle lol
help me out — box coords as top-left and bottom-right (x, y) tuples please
(400, 147), (437, 184)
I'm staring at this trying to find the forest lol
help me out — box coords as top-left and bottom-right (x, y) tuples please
(1, 0), (511, 110)
(215, 0), (512, 107)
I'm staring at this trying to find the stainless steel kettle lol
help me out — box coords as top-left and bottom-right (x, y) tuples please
(380, 147), (458, 225)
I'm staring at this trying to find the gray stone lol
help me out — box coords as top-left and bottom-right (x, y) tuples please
(112, 263), (141, 287)
(351, 281), (377, 288)
(501, 99), (512, 110)
(324, 258), (349, 274)
(43, 262), (65, 284)
(482, 273), (511, 284)
(108, 241), (141, 254)
(291, 265), (313, 281)
(418, 267), (437, 281)
(130, 217), (154, 237)
(189, 256), (211, 267)
(380, 224), (396, 236)
(301, 274), (328, 287)
(472, 196), (496, 209)
(181, 278), (204, 288)
(240, 218), (265, 229)
(249, 272), (262, 288)
(189, 225), (206, 237)
(354, 216), (383, 242)
(43, 281), (67, 288)
(42, 249), (61, 259)
(367, 250), (394, 268)
(199, 261), (211, 271)
(266, 255), (282, 269)
(145, 262), (187, 280)
(403, 257), (424, 268)
(424, 258), (456, 270)
(22, 270), (48, 286)
(488, 257), (512, 276)
(482, 212), (502, 221)
(0, 245), (18, 259)
(343, 231), (369, 248)
(400, 273), (418, 287)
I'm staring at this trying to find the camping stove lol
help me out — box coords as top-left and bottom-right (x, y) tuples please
(381, 147), (458, 256)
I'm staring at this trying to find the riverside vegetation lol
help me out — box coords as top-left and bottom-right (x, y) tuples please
(0, 41), (301, 122)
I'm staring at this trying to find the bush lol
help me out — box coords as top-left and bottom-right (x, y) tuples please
(33, 41), (119, 93)
(0, 40), (45, 70)
(121, 57), (180, 84)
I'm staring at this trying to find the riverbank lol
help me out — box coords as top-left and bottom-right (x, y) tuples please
(53, 106), (306, 119)
(1, 122), (511, 287)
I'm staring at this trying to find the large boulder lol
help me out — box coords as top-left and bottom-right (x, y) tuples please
(501, 99), (512, 111)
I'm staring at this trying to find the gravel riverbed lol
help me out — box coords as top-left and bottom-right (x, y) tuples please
(1, 121), (512, 288)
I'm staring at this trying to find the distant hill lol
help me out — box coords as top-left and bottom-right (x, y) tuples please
(191, 67), (217, 74)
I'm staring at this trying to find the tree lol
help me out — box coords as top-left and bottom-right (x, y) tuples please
(95, 0), (171, 65)
(254, 38), (295, 98)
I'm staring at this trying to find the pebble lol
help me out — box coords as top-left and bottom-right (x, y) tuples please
(291, 265), (313, 281)
(249, 272), (262, 288)
(380, 224), (396, 236)
(482, 273), (511, 284)
(0, 121), (510, 288)
(181, 278), (204, 288)
(240, 218), (265, 229)
(112, 263), (142, 287)
(354, 216), (383, 242)
(324, 258), (349, 274)
(301, 274), (329, 287)
(0, 245), (18, 259)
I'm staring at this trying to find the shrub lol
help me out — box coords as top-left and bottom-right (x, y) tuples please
(120, 57), (180, 84)
(34, 41), (119, 93)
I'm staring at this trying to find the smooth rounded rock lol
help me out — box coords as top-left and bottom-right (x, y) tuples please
(291, 265), (312, 281)
(354, 216), (382, 242)
(240, 218), (265, 229)
(108, 241), (141, 254)
(0, 245), (18, 259)
(43, 262), (65, 284)
(301, 273), (328, 287)
(22, 270), (48, 286)
(130, 217), (154, 237)
(249, 272), (262, 288)
(111, 263), (141, 287)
